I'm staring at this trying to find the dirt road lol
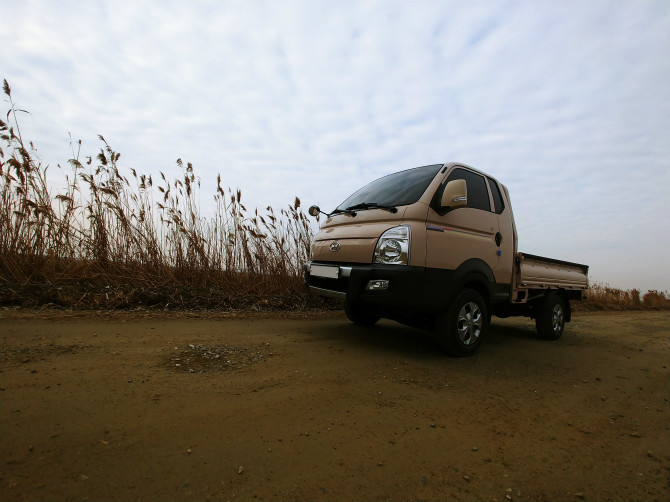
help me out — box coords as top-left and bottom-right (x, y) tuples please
(1, 310), (668, 501)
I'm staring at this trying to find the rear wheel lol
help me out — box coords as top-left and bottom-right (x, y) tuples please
(436, 289), (488, 356)
(536, 293), (565, 340)
(344, 300), (380, 326)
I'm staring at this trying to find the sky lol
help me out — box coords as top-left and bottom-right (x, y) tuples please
(2, 0), (669, 292)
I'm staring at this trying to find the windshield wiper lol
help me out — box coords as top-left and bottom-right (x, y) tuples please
(330, 202), (398, 217)
(329, 208), (358, 216)
(344, 202), (398, 213)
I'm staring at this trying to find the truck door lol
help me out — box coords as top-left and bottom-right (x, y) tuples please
(486, 176), (515, 285)
(425, 167), (501, 281)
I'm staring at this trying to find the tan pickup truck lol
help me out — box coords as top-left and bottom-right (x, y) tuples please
(305, 162), (589, 356)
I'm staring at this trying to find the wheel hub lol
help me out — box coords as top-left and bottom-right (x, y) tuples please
(552, 304), (564, 332)
(457, 302), (483, 345)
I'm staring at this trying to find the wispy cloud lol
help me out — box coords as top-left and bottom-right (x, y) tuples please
(2, 0), (669, 290)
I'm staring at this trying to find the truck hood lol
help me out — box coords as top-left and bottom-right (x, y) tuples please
(312, 207), (408, 264)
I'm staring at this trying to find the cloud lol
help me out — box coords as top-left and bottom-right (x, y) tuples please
(2, 0), (669, 290)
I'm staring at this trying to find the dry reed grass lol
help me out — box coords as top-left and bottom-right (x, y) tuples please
(578, 283), (670, 311)
(1, 80), (667, 311)
(0, 79), (324, 310)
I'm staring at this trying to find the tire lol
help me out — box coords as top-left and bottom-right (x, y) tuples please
(536, 293), (565, 340)
(344, 300), (380, 326)
(436, 289), (488, 356)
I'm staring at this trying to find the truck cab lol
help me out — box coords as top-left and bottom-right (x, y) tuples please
(305, 162), (588, 355)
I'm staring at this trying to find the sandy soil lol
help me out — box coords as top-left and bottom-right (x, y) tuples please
(1, 310), (668, 502)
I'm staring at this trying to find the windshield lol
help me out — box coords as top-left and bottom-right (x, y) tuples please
(335, 164), (443, 212)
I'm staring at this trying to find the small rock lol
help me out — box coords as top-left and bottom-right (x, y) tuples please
(463, 475), (470, 481)
(186, 449), (192, 454)
(471, 446), (478, 452)
(238, 466), (244, 474)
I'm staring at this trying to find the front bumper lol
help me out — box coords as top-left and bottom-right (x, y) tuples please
(304, 261), (435, 313)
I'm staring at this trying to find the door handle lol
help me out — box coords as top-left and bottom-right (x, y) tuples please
(495, 232), (502, 247)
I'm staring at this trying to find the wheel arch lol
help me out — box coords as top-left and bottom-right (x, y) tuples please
(451, 258), (496, 313)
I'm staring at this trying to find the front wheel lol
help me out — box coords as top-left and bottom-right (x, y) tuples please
(344, 300), (380, 326)
(536, 293), (566, 340)
(436, 289), (488, 356)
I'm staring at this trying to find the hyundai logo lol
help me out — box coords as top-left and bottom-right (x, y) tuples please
(329, 242), (341, 252)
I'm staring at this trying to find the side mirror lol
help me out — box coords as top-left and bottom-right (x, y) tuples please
(308, 205), (321, 217)
(440, 179), (467, 209)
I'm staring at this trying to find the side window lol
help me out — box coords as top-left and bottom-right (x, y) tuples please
(445, 168), (491, 212)
(487, 177), (505, 214)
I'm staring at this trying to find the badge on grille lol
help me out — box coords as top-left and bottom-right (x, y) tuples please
(329, 242), (341, 252)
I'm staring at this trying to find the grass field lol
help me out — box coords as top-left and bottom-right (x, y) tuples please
(1, 79), (668, 311)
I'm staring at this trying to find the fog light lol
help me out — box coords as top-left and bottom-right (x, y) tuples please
(366, 279), (389, 291)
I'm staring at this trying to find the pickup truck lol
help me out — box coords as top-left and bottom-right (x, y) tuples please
(304, 162), (589, 356)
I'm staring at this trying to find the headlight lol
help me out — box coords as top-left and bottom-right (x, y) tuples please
(373, 225), (410, 265)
